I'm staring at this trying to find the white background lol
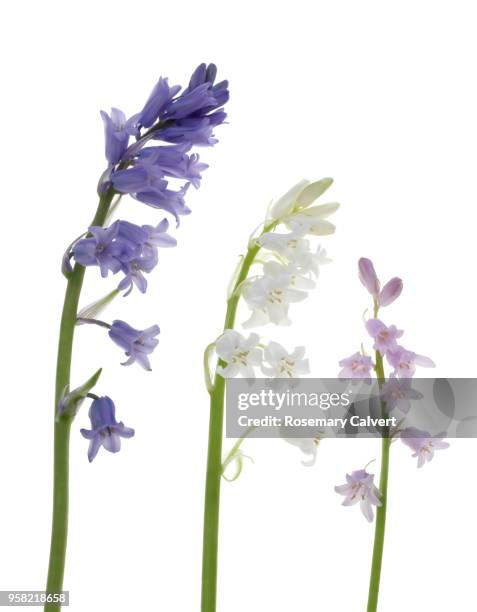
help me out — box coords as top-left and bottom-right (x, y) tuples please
(1, 1), (476, 610)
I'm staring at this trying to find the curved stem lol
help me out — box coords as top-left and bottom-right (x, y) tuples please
(45, 189), (114, 611)
(76, 317), (111, 329)
(366, 351), (390, 612)
(201, 223), (275, 612)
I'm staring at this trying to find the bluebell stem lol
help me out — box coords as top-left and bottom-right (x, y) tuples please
(47, 63), (228, 611)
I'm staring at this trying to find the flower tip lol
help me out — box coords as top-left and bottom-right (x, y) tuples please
(206, 63), (218, 83)
(295, 177), (334, 210)
(358, 257), (380, 297)
(379, 277), (403, 307)
(358, 256), (373, 269)
(269, 179), (310, 219)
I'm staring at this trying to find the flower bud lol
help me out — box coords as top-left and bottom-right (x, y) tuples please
(379, 277), (403, 307)
(295, 177), (333, 210)
(358, 258), (380, 297)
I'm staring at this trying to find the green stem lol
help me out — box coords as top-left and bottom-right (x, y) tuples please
(45, 189), (114, 611)
(201, 223), (275, 612)
(366, 350), (390, 612)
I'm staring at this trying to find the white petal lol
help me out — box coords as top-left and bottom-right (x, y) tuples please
(360, 499), (374, 522)
(242, 310), (269, 329)
(267, 302), (289, 324)
(285, 288), (308, 303)
(295, 178), (333, 209)
(241, 365), (256, 379)
(248, 348), (264, 365)
(264, 341), (287, 362)
(243, 332), (260, 349)
(269, 179), (310, 219)
(292, 346), (306, 361)
(300, 201), (340, 218)
(215, 329), (242, 355)
(222, 363), (240, 378)
(294, 359), (310, 375)
(306, 220), (336, 236)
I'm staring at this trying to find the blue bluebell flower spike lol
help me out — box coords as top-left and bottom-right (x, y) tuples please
(46, 63), (228, 611)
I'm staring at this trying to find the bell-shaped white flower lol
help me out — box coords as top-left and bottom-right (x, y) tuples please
(215, 330), (263, 378)
(262, 341), (310, 378)
(264, 260), (316, 290)
(268, 178), (334, 221)
(294, 245), (331, 276)
(242, 262), (308, 328)
(258, 231), (310, 261)
(259, 231), (331, 278)
(280, 435), (321, 466)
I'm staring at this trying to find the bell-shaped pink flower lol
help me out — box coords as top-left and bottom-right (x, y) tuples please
(335, 468), (382, 522)
(400, 427), (449, 467)
(365, 318), (403, 355)
(386, 346), (435, 378)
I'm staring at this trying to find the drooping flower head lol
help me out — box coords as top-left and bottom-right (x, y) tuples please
(380, 377), (423, 413)
(365, 318), (404, 355)
(338, 352), (374, 380)
(80, 396), (134, 462)
(64, 64), (229, 465)
(215, 330), (263, 378)
(73, 218), (176, 296)
(261, 342), (310, 378)
(97, 63), (228, 221)
(280, 435), (321, 467)
(109, 320), (160, 370)
(242, 262), (309, 328)
(72, 223), (126, 278)
(231, 179), (339, 331)
(258, 232), (331, 277)
(335, 468), (382, 522)
(386, 346), (435, 378)
(400, 427), (449, 467)
(102, 63), (228, 164)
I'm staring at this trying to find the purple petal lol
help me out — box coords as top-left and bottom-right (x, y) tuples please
(379, 277), (403, 307)
(103, 432), (121, 453)
(358, 258), (380, 297)
(117, 424), (135, 438)
(87, 436), (102, 462)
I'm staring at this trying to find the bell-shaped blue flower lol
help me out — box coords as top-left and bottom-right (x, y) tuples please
(108, 320), (160, 370)
(72, 218), (176, 294)
(80, 396), (134, 462)
(100, 108), (131, 166)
